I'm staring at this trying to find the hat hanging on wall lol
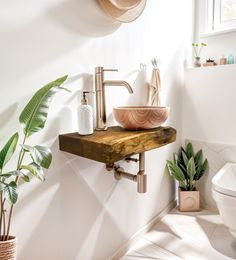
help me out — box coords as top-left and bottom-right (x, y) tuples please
(98, 0), (147, 23)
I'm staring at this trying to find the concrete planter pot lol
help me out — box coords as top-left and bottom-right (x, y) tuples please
(178, 187), (200, 212)
(0, 236), (17, 260)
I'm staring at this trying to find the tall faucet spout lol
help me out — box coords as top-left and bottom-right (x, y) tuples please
(95, 66), (133, 130)
(104, 80), (133, 93)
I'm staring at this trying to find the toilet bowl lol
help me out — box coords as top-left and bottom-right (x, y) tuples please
(212, 163), (236, 238)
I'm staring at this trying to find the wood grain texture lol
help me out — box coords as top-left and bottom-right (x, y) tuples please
(59, 126), (176, 164)
(113, 106), (170, 130)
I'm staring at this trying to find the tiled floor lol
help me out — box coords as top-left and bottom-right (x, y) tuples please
(121, 208), (236, 260)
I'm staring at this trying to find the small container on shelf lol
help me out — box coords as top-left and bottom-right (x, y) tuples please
(227, 54), (234, 64)
(78, 91), (94, 136)
(203, 58), (216, 67)
(220, 55), (227, 65)
(194, 57), (201, 67)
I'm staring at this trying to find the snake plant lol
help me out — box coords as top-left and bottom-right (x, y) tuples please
(0, 75), (68, 241)
(167, 143), (208, 191)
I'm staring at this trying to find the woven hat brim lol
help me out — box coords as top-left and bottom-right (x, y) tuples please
(109, 0), (142, 10)
(99, 0), (147, 23)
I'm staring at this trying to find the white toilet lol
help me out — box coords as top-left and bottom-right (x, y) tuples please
(212, 163), (236, 238)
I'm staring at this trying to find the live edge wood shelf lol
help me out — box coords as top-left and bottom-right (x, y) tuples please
(59, 126), (176, 165)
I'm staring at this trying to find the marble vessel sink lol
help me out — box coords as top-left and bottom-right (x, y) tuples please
(113, 106), (170, 130)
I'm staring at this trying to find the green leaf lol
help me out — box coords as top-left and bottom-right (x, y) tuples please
(202, 158), (208, 172)
(21, 174), (30, 182)
(5, 181), (18, 204)
(0, 132), (19, 170)
(187, 157), (196, 177)
(194, 149), (203, 168)
(187, 157), (196, 190)
(0, 170), (30, 182)
(181, 151), (189, 168)
(0, 182), (6, 192)
(21, 163), (45, 181)
(21, 145), (52, 169)
(19, 75), (68, 137)
(178, 163), (188, 176)
(185, 143), (194, 159)
(177, 147), (185, 165)
(167, 161), (186, 182)
(0, 170), (22, 178)
(195, 159), (208, 181)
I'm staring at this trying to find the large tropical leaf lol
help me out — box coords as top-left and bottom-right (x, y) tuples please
(19, 75), (68, 137)
(21, 163), (45, 181)
(5, 181), (18, 204)
(21, 145), (52, 169)
(0, 132), (19, 170)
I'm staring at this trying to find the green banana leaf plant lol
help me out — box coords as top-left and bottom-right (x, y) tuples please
(166, 143), (208, 191)
(0, 75), (68, 241)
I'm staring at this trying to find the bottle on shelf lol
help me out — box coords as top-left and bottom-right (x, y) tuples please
(78, 91), (94, 135)
(227, 54), (234, 64)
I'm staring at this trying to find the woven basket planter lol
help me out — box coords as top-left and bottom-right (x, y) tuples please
(0, 236), (17, 260)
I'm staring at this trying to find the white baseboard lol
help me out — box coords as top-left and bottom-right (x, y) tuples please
(110, 200), (177, 260)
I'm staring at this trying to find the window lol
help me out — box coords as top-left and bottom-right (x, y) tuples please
(208, 0), (236, 32)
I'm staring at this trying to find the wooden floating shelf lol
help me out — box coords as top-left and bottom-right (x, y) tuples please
(59, 126), (176, 165)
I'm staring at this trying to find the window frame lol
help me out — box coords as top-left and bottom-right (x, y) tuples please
(213, 0), (236, 31)
(199, 0), (236, 36)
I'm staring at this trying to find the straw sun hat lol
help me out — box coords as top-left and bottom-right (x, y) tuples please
(98, 0), (147, 23)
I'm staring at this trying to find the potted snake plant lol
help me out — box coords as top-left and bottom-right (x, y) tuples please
(0, 75), (68, 259)
(167, 143), (208, 212)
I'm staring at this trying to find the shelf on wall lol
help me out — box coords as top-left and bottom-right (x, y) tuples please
(59, 126), (176, 165)
(185, 63), (236, 71)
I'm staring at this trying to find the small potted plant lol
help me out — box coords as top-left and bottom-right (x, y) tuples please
(167, 143), (208, 212)
(192, 42), (207, 67)
(0, 75), (68, 259)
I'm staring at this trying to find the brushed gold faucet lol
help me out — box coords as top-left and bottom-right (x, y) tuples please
(95, 66), (133, 130)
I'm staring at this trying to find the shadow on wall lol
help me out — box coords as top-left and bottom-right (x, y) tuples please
(125, 67), (149, 106)
(65, 73), (94, 104)
(0, 72), (93, 143)
(0, 103), (18, 129)
(15, 140), (127, 260)
(49, 0), (121, 37)
(0, 0), (120, 86)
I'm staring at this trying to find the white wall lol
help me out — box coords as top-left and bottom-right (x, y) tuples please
(183, 1), (236, 212)
(0, 1), (193, 259)
(195, 0), (236, 64)
(184, 64), (236, 145)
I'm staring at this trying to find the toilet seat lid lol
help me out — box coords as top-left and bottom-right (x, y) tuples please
(212, 163), (236, 198)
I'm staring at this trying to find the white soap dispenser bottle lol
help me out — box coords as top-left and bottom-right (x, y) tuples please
(78, 91), (94, 135)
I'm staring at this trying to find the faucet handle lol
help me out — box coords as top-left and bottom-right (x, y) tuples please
(95, 67), (118, 74)
(103, 68), (118, 72)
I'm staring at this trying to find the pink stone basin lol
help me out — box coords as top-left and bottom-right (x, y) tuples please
(113, 106), (170, 130)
